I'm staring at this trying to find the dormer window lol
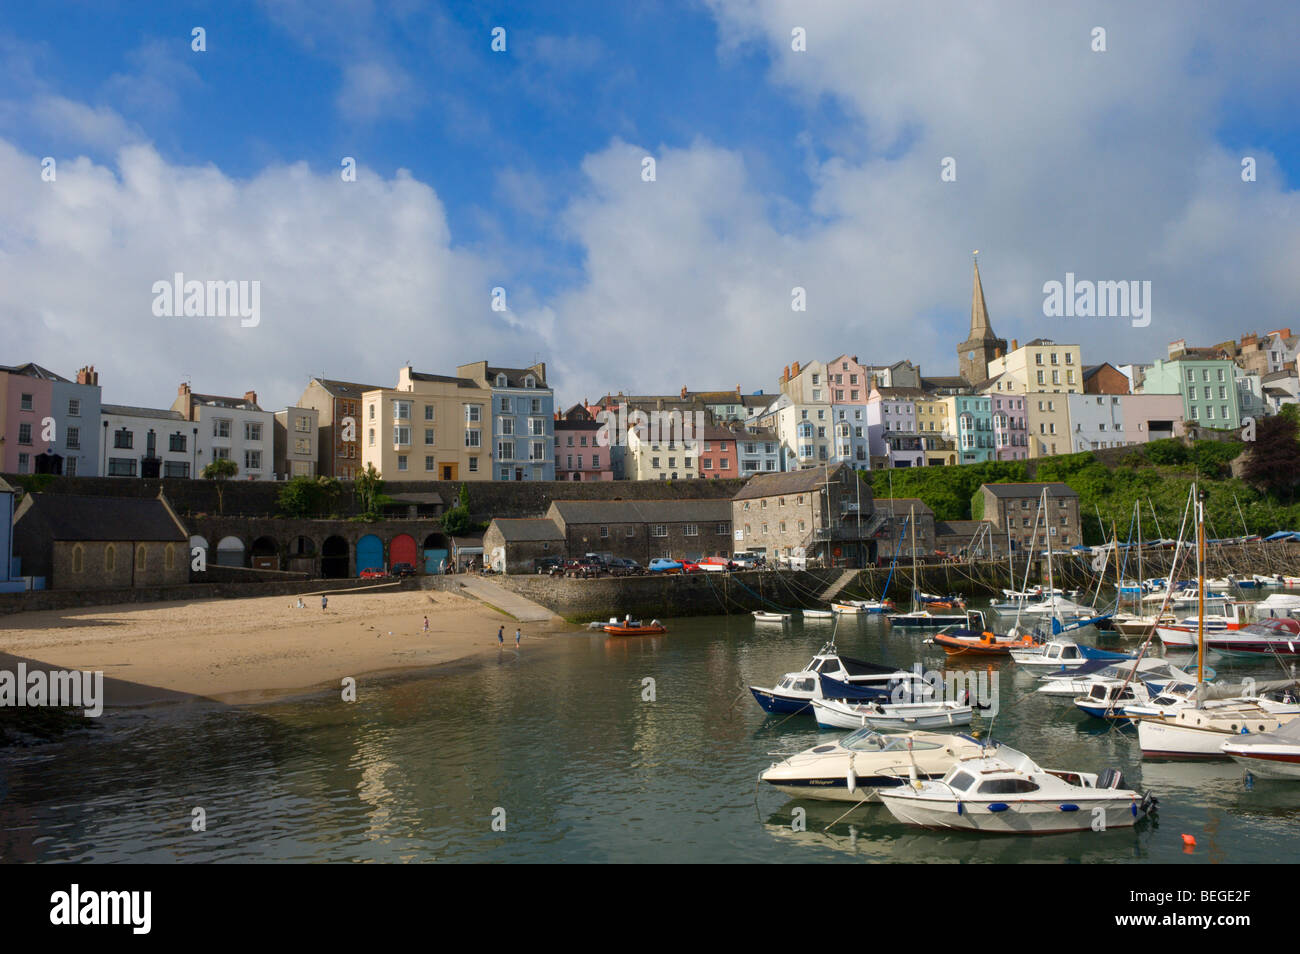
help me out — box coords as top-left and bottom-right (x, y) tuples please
(496, 373), (508, 387)
(524, 375), (536, 388)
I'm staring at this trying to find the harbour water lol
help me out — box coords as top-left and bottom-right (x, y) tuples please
(3, 610), (1299, 863)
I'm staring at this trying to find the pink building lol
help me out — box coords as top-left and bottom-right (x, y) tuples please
(555, 406), (614, 481)
(990, 393), (1028, 460)
(1121, 393), (1185, 443)
(0, 364), (56, 474)
(825, 354), (873, 404)
(699, 425), (737, 478)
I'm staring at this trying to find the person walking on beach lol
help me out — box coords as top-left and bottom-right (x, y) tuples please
(423, 615), (429, 634)
(515, 628), (521, 648)
(497, 625), (504, 646)
(321, 595), (328, 611)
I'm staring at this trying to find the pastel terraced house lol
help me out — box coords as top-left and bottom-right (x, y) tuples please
(457, 361), (555, 481)
(361, 366), (492, 480)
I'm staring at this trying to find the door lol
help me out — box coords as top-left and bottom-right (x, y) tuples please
(356, 534), (383, 575)
(440, 463), (457, 480)
(390, 534), (417, 567)
(423, 548), (448, 573)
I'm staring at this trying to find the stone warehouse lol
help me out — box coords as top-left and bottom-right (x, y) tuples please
(546, 498), (734, 565)
(483, 518), (566, 573)
(12, 492), (189, 589)
(731, 463), (878, 567)
(975, 481), (1082, 551)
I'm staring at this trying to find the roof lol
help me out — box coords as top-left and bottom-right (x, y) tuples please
(1262, 370), (1297, 383)
(936, 519), (989, 536)
(919, 376), (970, 392)
(548, 498), (733, 525)
(190, 392), (262, 411)
(311, 377), (385, 397)
(981, 481), (1079, 499)
(872, 387), (929, 400)
(15, 493), (187, 542)
(0, 362), (68, 382)
(388, 492), (444, 506)
(488, 518), (564, 542)
(408, 372), (479, 388)
(874, 497), (935, 517)
(102, 404), (186, 422)
(732, 463), (848, 501)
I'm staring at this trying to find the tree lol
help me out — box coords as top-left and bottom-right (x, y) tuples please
(1243, 414), (1300, 501)
(441, 483), (472, 535)
(278, 475), (343, 518)
(202, 457), (239, 513)
(354, 464), (385, 519)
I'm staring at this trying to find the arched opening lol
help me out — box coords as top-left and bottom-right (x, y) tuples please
(250, 536), (279, 570)
(290, 536), (316, 557)
(356, 534), (383, 576)
(390, 533), (417, 569)
(216, 536), (245, 567)
(321, 536), (349, 578)
(286, 535), (318, 575)
(421, 532), (448, 574)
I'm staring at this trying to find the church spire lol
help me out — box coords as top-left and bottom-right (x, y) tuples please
(970, 251), (994, 340)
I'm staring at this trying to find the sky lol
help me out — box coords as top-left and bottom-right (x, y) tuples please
(2, 0), (1298, 412)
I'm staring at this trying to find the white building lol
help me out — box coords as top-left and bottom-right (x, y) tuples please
(171, 384), (274, 481)
(101, 404), (199, 478)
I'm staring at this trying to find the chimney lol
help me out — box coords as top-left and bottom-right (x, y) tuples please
(782, 365), (789, 382)
(792, 360), (800, 377)
(680, 385), (688, 399)
(76, 365), (99, 386)
(244, 390), (258, 406)
(1010, 338), (1018, 352)
(178, 382), (191, 397)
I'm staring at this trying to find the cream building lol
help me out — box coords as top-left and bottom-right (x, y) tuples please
(626, 420), (701, 480)
(987, 338), (1083, 457)
(360, 366), (492, 480)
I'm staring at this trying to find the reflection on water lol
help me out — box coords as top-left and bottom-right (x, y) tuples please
(1, 613), (1297, 862)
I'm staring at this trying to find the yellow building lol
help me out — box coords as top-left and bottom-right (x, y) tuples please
(360, 366), (492, 480)
(987, 338), (1082, 457)
(914, 396), (951, 439)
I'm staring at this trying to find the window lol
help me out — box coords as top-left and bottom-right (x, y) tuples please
(651, 525), (667, 537)
(684, 525), (699, 537)
(397, 455), (408, 471)
(529, 418), (545, 437)
(497, 440), (514, 461)
(393, 426), (412, 445)
(244, 450), (262, 471)
(66, 426), (80, 450)
(368, 428), (376, 447)
(169, 433), (187, 453)
(113, 427), (132, 449)
(165, 544), (175, 571)
(18, 423), (33, 445)
(20, 393), (33, 411)
(212, 447), (231, 460)
(424, 428), (435, 445)
(392, 400), (411, 420)
(72, 545), (84, 573)
(499, 397), (512, 413)
(717, 523), (729, 534)
(600, 526), (609, 538)
(214, 418), (231, 438)
(530, 442), (545, 462)
(163, 461), (189, 478)
(105, 544), (116, 572)
(626, 527), (635, 537)
(425, 456), (435, 471)
(424, 404), (435, 421)
(244, 421), (262, 442)
(465, 430), (482, 448)
(465, 404), (481, 423)
(297, 415), (312, 432)
(135, 544), (146, 571)
(68, 399), (81, 417)
(468, 457), (478, 472)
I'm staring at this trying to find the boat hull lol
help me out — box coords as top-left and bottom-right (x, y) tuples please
(878, 794), (1144, 833)
(1222, 749), (1300, 778)
(749, 686), (811, 715)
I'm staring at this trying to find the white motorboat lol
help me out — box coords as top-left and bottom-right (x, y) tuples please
(802, 609), (835, 619)
(1108, 611), (1178, 636)
(1035, 658), (1186, 698)
(752, 611), (792, 623)
(1009, 639), (1132, 670)
(1248, 593), (1300, 619)
(760, 728), (984, 802)
(810, 697), (974, 731)
(1153, 602), (1250, 648)
(1138, 699), (1298, 758)
(749, 644), (925, 715)
(1221, 718), (1300, 778)
(1142, 586), (1230, 608)
(877, 744), (1155, 834)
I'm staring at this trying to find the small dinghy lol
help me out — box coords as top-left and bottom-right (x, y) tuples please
(802, 609), (835, 619)
(878, 744), (1156, 834)
(602, 618), (667, 636)
(811, 697), (974, 731)
(753, 610), (792, 623)
(832, 599), (894, 615)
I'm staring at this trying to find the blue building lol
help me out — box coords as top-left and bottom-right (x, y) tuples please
(0, 478), (25, 591)
(457, 361), (555, 480)
(51, 365), (103, 477)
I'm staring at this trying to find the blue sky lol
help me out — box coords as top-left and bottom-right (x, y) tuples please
(2, 1), (1298, 410)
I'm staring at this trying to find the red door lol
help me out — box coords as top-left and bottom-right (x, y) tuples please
(390, 534), (417, 567)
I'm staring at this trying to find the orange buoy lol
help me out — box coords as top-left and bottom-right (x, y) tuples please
(1181, 834), (1196, 847)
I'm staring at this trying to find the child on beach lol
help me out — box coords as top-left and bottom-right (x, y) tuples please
(497, 625), (504, 645)
(423, 616), (429, 634)
(515, 628), (521, 647)
(321, 595), (328, 611)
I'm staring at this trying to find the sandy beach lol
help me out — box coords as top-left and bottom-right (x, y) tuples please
(0, 586), (570, 706)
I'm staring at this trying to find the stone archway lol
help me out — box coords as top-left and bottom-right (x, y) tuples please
(250, 535), (279, 571)
(216, 536), (246, 567)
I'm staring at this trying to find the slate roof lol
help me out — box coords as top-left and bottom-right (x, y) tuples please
(936, 519), (989, 536)
(191, 393), (262, 411)
(732, 463), (847, 501)
(408, 372), (480, 388)
(312, 378), (385, 398)
(874, 497), (935, 517)
(0, 362), (68, 381)
(15, 493), (187, 542)
(548, 499), (732, 525)
(102, 404), (187, 422)
(981, 481), (1078, 499)
(488, 518), (564, 542)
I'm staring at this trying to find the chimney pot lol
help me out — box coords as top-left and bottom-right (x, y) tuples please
(244, 390), (258, 405)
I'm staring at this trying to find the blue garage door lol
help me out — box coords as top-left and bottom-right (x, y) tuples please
(356, 534), (383, 575)
(423, 548), (448, 574)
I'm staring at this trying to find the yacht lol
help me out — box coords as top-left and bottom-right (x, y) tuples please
(749, 645), (923, 715)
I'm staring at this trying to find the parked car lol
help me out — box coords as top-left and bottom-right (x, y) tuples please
(359, 567), (387, 580)
(648, 558), (684, 574)
(390, 562), (417, 578)
(564, 558), (604, 578)
(680, 560), (704, 573)
(534, 557), (564, 575)
(607, 558), (644, 576)
(698, 556), (735, 572)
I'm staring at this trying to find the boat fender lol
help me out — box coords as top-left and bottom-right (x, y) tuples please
(988, 803), (1009, 813)
(846, 755), (857, 793)
(1131, 802), (1138, 818)
(956, 800), (963, 815)
(1058, 804), (1079, 812)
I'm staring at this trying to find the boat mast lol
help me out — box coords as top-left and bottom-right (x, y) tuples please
(1196, 485), (1205, 687)
(1043, 488), (1056, 630)
(910, 504), (919, 613)
(1136, 501), (1143, 607)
